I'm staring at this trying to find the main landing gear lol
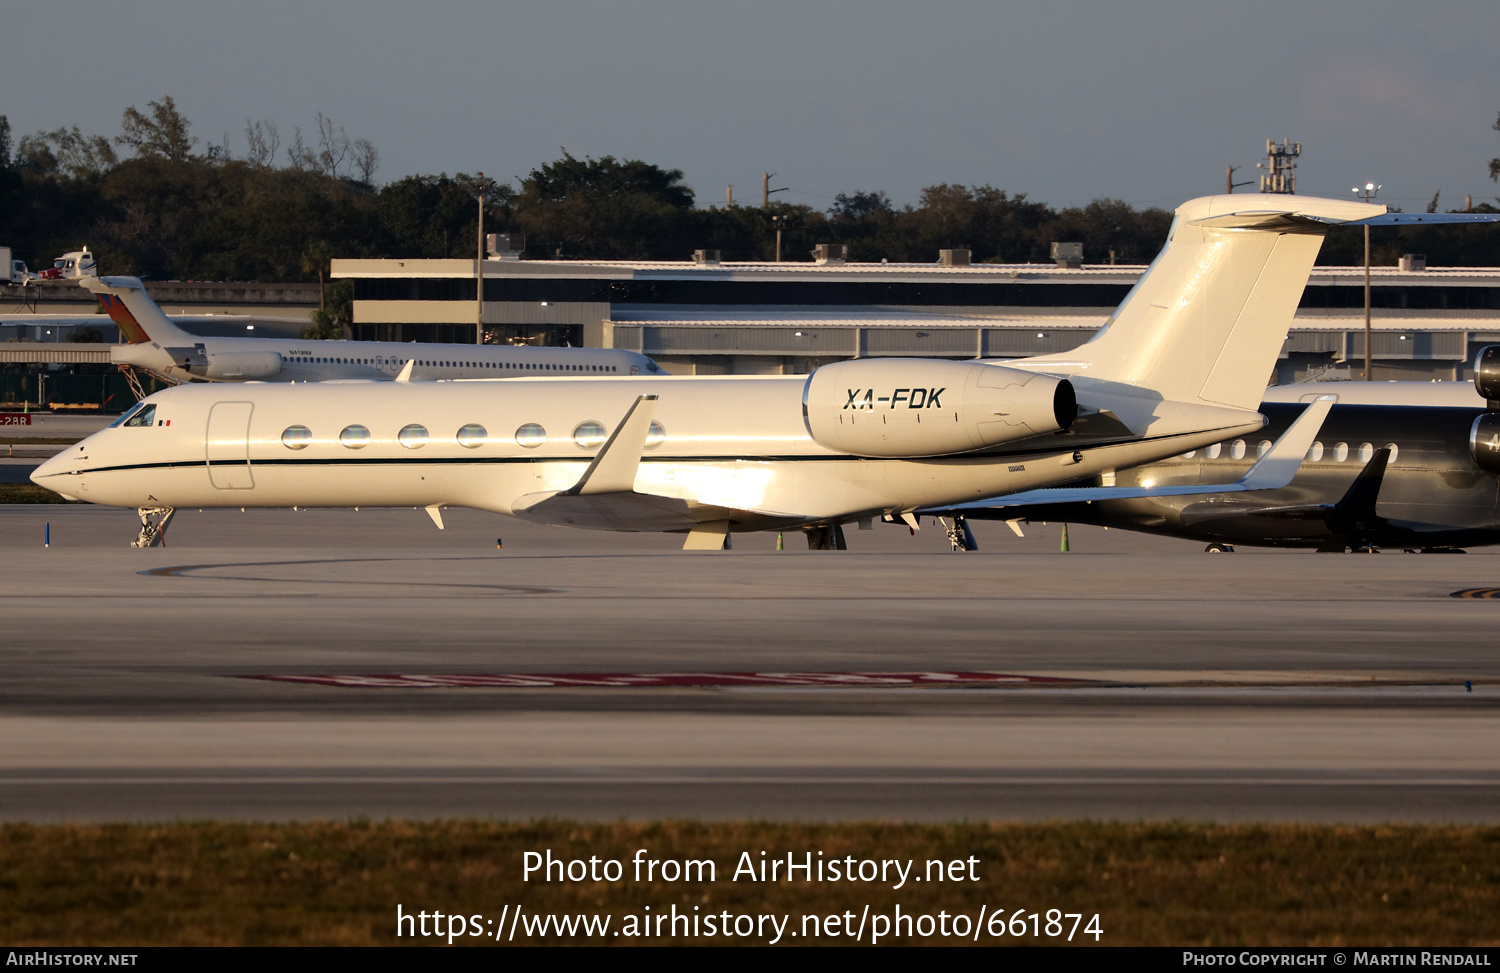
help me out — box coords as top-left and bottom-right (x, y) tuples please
(804, 523), (848, 550)
(132, 506), (176, 548)
(940, 516), (979, 552)
(1204, 542), (1235, 553)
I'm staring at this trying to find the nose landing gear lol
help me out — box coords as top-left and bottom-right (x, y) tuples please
(132, 506), (176, 548)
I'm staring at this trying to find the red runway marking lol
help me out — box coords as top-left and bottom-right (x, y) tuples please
(241, 671), (1083, 689)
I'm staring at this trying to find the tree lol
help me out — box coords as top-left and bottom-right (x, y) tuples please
(244, 118), (280, 168)
(513, 152), (695, 258)
(301, 239), (333, 308)
(524, 151), (693, 208)
(116, 96), (196, 162)
(378, 173), (508, 257)
(302, 279), (353, 339)
(829, 190), (894, 224)
(0, 115), (10, 169)
(1491, 111), (1500, 184)
(15, 126), (118, 179)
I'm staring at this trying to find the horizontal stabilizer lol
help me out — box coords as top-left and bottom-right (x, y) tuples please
(923, 396), (1333, 513)
(1337, 213), (1500, 226)
(76, 275), (195, 346)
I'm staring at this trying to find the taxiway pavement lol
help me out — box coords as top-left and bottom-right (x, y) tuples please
(2, 504), (1497, 822)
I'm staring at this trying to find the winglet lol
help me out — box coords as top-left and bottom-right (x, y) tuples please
(1332, 445), (1391, 514)
(1232, 394), (1336, 490)
(564, 395), (659, 496)
(396, 357), (415, 383)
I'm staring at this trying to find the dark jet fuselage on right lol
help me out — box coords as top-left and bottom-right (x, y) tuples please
(996, 397), (1500, 551)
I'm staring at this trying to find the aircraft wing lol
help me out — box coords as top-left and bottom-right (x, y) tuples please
(922, 396), (1334, 513)
(509, 394), (799, 532)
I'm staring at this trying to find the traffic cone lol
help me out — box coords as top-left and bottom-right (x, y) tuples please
(1060, 524), (1070, 552)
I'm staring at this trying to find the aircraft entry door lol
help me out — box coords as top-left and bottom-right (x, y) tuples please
(206, 402), (255, 490)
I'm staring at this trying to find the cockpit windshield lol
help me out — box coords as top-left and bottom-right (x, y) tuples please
(110, 402), (156, 428)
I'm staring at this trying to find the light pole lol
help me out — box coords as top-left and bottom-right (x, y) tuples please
(770, 214), (790, 262)
(1352, 182), (1381, 381)
(476, 172), (486, 346)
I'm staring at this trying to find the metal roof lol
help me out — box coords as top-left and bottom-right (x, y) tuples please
(335, 256), (1500, 285)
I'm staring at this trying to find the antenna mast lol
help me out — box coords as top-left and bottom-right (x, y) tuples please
(1258, 139), (1300, 194)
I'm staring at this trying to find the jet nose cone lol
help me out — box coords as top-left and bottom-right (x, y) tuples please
(31, 450), (71, 486)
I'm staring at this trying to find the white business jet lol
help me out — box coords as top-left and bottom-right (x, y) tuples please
(40, 194), (1455, 549)
(88, 275), (660, 383)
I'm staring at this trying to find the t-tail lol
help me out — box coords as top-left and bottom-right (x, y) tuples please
(1022, 195), (1389, 413)
(79, 276), (198, 346)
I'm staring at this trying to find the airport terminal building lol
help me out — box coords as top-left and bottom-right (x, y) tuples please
(332, 255), (1500, 383)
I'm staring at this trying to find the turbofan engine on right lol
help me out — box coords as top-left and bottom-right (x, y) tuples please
(802, 358), (1076, 458)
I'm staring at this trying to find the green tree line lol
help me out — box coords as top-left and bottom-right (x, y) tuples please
(2, 97), (1499, 281)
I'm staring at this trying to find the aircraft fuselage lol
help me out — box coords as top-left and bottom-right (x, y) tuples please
(1010, 402), (1500, 549)
(33, 375), (1263, 533)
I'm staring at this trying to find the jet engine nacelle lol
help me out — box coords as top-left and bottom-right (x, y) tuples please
(1471, 413), (1500, 474)
(200, 351), (284, 380)
(1475, 346), (1500, 403)
(802, 358), (1075, 458)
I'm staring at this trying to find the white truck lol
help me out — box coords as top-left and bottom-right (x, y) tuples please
(0, 246), (35, 285)
(34, 247), (97, 280)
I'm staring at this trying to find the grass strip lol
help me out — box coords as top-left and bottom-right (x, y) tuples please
(3, 820), (1499, 946)
(0, 484), (84, 503)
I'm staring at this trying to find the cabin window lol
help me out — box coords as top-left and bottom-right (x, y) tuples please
(281, 425), (312, 449)
(1258, 440), (1272, 458)
(1206, 443), (1221, 459)
(1308, 441), (1324, 462)
(1230, 440), (1246, 460)
(456, 423), (488, 448)
(1334, 442), (1349, 462)
(572, 421), (607, 449)
(1359, 443), (1375, 463)
(515, 423), (546, 448)
(1386, 443), (1399, 463)
(645, 420), (666, 450)
(398, 424), (429, 449)
(339, 424), (371, 449)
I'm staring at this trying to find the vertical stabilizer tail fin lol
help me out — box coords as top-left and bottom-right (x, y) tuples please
(1022, 195), (1387, 412)
(79, 276), (197, 346)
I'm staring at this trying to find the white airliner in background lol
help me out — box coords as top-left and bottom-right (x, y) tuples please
(38, 194), (1489, 550)
(86, 276), (661, 383)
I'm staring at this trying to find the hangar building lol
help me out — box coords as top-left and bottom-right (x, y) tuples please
(332, 252), (1500, 383)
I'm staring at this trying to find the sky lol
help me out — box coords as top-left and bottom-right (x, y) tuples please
(5, 0), (1498, 213)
